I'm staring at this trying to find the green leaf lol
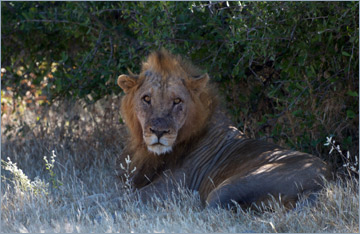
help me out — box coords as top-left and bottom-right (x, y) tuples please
(342, 51), (351, 57)
(346, 90), (358, 97)
(346, 110), (356, 119)
(60, 52), (68, 62)
(292, 109), (303, 117)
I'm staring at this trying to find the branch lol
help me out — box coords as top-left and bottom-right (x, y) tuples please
(347, 36), (356, 80)
(107, 36), (114, 67)
(93, 9), (123, 15)
(16, 19), (99, 32)
(79, 29), (103, 71)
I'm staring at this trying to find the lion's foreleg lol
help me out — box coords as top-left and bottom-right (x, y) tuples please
(136, 169), (188, 204)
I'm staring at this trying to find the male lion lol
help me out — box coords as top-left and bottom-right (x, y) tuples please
(117, 49), (332, 209)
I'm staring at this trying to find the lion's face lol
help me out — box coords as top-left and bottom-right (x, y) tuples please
(132, 71), (192, 155)
(118, 51), (210, 155)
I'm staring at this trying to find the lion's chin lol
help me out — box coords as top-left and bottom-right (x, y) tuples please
(147, 144), (172, 155)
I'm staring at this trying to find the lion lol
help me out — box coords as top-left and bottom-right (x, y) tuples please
(116, 49), (332, 209)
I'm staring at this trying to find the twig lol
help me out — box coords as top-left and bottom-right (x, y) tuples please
(163, 4), (176, 38)
(303, 16), (328, 20)
(94, 9), (122, 15)
(287, 24), (297, 49)
(234, 53), (246, 68)
(64, 29), (103, 93)
(326, 138), (359, 176)
(107, 36), (114, 67)
(210, 43), (225, 71)
(256, 85), (308, 132)
(248, 55), (264, 85)
(16, 19), (98, 32)
(347, 39), (356, 80)
(79, 29), (103, 71)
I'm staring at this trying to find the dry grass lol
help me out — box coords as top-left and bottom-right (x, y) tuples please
(1, 97), (359, 233)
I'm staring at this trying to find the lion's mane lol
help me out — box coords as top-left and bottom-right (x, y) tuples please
(119, 50), (218, 187)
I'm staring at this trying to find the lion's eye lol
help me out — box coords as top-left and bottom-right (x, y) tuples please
(173, 98), (182, 105)
(143, 95), (151, 104)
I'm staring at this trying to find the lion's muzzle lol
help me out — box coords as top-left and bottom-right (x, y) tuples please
(149, 128), (170, 139)
(143, 118), (177, 155)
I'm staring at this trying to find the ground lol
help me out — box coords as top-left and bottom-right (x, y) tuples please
(1, 97), (358, 233)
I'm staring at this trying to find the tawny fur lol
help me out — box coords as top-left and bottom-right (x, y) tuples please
(117, 49), (332, 209)
(118, 50), (217, 187)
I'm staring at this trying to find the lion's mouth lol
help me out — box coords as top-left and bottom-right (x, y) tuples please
(143, 134), (175, 155)
(147, 143), (172, 155)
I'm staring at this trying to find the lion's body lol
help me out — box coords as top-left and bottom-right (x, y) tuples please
(117, 50), (332, 209)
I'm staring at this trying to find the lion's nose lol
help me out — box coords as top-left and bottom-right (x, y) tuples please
(150, 128), (170, 139)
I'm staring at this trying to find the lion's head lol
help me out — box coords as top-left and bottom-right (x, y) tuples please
(118, 50), (217, 156)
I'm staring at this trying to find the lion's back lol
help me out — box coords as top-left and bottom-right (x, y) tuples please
(182, 109), (331, 204)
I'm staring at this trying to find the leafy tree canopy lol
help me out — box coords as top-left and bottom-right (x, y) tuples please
(1, 1), (359, 167)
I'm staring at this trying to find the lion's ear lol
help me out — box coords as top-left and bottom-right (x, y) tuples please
(117, 74), (138, 93)
(188, 73), (209, 92)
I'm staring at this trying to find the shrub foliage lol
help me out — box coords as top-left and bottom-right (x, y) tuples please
(1, 1), (359, 172)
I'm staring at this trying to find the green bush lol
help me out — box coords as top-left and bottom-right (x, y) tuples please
(1, 1), (358, 172)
